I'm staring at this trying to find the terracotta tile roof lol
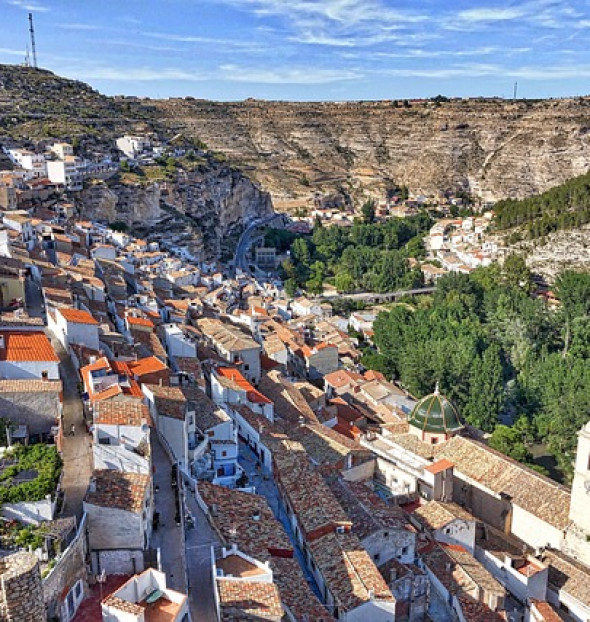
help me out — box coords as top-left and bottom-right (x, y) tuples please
(127, 315), (155, 328)
(127, 356), (168, 377)
(413, 501), (476, 531)
(94, 402), (152, 427)
(85, 470), (150, 513)
(217, 579), (283, 620)
(290, 423), (364, 467)
(437, 436), (571, 530)
(544, 550), (590, 608)
(102, 594), (144, 615)
(424, 458), (454, 474)
(216, 367), (272, 405)
(270, 557), (334, 622)
(198, 483), (331, 621)
(182, 386), (230, 431)
(530, 600), (566, 621)
(273, 444), (351, 536)
(327, 478), (411, 540)
(197, 318), (260, 353)
(197, 483), (292, 561)
(441, 543), (505, 595)
(308, 531), (394, 611)
(59, 307), (100, 325)
(80, 357), (143, 402)
(0, 330), (59, 362)
(0, 378), (62, 394)
(258, 370), (317, 424)
(145, 384), (187, 420)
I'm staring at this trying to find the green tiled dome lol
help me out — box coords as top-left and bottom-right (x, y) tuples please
(408, 385), (463, 435)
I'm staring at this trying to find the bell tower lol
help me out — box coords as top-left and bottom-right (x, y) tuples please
(569, 422), (590, 534)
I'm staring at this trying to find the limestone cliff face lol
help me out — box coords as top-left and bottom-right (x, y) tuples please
(154, 97), (590, 204)
(165, 164), (273, 256)
(78, 182), (161, 224)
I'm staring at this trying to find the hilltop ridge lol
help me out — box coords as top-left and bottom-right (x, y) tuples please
(3, 64), (590, 207)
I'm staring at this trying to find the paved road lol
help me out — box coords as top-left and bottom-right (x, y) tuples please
(233, 214), (282, 275)
(184, 486), (221, 622)
(51, 337), (93, 523)
(151, 437), (186, 593)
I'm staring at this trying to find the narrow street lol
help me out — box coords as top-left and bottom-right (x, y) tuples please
(51, 336), (93, 523)
(184, 486), (221, 622)
(150, 436), (186, 593)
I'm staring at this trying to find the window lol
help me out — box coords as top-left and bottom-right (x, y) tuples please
(383, 531), (389, 537)
(222, 450), (227, 457)
(445, 527), (451, 534)
(374, 553), (380, 562)
(244, 364), (250, 371)
(402, 546), (408, 555)
(587, 454), (590, 471)
(98, 436), (110, 445)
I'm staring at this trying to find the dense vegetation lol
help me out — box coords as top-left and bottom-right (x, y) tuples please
(495, 170), (590, 239)
(266, 213), (432, 296)
(0, 444), (62, 504)
(370, 261), (590, 481)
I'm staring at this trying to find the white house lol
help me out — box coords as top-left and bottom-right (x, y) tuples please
(0, 329), (60, 380)
(210, 367), (274, 422)
(49, 307), (100, 352)
(46, 156), (83, 190)
(101, 568), (189, 622)
(84, 469), (153, 575)
(2, 212), (33, 242)
(163, 324), (198, 359)
(7, 149), (47, 179)
(92, 402), (152, 474)
(48, 142), (74, 160)
(116, 135), (152, 159)
(197, 318), (261, 384)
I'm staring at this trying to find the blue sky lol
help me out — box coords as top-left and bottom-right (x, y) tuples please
(1, 0), (590, 100)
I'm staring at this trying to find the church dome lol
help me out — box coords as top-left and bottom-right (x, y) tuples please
(408, 384), (463, 435)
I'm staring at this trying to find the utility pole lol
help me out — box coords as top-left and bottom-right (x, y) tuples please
(28, 12), (38, 68)
(513, 81), (518, 100)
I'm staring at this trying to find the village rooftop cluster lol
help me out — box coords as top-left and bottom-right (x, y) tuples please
(0, 136), (589, 622)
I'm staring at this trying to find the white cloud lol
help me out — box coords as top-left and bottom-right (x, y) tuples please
(58, 23), (99, 31)
(6, 0), (49, 12)
(0, 47), (26, 57)
(455, 7), (525, 23)
(218, 63), (362, 83)
(141, 31), (267, 52)
(213, 0), (428, 48)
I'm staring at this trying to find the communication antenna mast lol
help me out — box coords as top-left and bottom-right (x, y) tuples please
(28, 12), (38, 68)
(513, 81), (518, 100)
(24, 43), (30, 67)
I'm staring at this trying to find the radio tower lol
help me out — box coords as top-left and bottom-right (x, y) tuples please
(28, 13), (38, 68)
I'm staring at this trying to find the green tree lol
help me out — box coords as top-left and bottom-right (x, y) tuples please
(361, 200), (376, 224)
(464, 345), (504, 432)
(489, 424), (532, 462)
(335, 271), (355, 293)
(503, 254), (532, 292)
(284, 278), (298, 298)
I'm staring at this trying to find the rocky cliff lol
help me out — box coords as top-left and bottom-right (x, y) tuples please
(164, 164), (273, 256)
(78, 181), (161, 224)
(154, 97), (590, 206)
(4, 64), (590, 209)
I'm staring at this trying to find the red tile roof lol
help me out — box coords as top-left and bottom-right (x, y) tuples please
(127, 316), (154, 328)
(127, 356), (167, 378)
(216, 367), (272, 405)
(59, 308), (100, 325)
(424, 459), (455, 474)
(0, 330), (59, 362)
